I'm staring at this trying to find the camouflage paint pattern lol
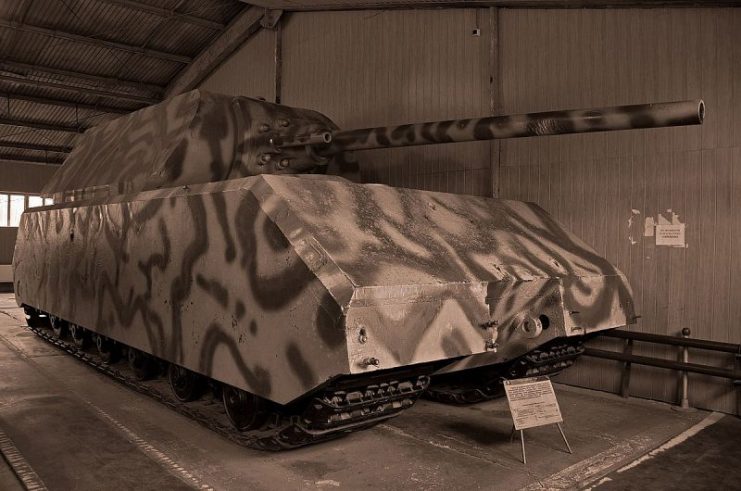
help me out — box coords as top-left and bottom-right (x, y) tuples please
(13, 173), (634, 403)
(13, 90), (703, 404)
(43, 91), (341, 202)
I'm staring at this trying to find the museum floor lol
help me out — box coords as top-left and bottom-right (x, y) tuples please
(0, 293), (737, 491)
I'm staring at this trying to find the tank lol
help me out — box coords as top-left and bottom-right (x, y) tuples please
(12, 90), (704, 448)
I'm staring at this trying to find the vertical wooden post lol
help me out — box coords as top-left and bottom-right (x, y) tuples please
(488, 6), (501, 198)
(734, 355), (740, 416)
(274, 15), (283, 105)
(620, 338), (633, 398)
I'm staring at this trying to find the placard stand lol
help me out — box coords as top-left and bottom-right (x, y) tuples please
(509, 422), (572, 464)
(503, 376), (573, 464)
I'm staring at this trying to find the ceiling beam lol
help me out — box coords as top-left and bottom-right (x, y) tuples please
(0, 60), (164, 96)
(2, 93), (130, 115)
(242, 0), (741, 8)
(0, 73), (159, 105)
(167, 7), (268, 97)
(0, 153), (64, 165)
(0, 140), (72, 153)
(98, 0), (225, 31)
(0, 116), (85, 133)
(0, 20), (192, 64)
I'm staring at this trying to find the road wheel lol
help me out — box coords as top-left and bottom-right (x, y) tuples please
(128, 348), (158, 381)
(95, 335), (120, 364)
(168, 364), (206, 402)
(222, 384), (269, 432)
(69, 324), (90, 349)
(49, 315), (67, 339)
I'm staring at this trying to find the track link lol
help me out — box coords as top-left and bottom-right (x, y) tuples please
(23, 312), (430, 451)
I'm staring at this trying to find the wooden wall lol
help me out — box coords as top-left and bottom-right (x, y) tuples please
(199, 27), (277, 101)
(0, 228), (17, 264)
(281, 9), (494, 195)
(499, 8), (741, 414)
(200, 9), (496, 196)
(0, 160), (57, 282)
(0, 160), (58, 195)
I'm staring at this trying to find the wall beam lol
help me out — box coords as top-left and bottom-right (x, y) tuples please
(489, 6), (501, 198)
(273, 17), (282, 104)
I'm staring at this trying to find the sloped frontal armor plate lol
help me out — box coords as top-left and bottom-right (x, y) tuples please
(262, 175), (634, 374)
(14, 175), (633, 404)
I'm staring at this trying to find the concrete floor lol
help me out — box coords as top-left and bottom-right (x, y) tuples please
(0, 457), (24, 491)
(0, 293), (732, 490)
(592, 415), (741, 491)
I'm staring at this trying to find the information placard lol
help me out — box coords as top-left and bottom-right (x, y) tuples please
(504, 376), (563, 430)
(655, 224), (686, 247)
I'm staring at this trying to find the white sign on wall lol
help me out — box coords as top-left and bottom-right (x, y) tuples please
(655, 223), (686, 247)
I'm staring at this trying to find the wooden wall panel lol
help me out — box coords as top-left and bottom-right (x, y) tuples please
(199, 28), (277, 101)
(281, 9), (494, 195)
(0, 160), (57, 195)
(0, 228), (17, 265)
(0, 160), (57, 268)
(499, 8), (741, 414)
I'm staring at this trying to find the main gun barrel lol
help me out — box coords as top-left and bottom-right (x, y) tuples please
(306, 100), (703, 156)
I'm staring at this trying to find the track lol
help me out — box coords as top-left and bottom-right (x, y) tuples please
(426, 339), (586, 405)
(22, 310), (431, 451)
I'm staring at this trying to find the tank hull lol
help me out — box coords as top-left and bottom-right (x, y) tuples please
(13, 174), (634, 405)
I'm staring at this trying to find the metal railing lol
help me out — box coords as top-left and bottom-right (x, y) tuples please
(583, 328), (741, 411)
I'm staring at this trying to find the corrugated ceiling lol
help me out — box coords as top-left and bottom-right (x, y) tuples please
(0, 0), (246, 166)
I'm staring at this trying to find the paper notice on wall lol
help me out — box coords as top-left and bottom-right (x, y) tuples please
(504, 376), (563, 430)
(655, 223), (686, 247)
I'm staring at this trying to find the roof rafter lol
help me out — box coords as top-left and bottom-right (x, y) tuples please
(2, 93), (130, 115)
(0, 116), (85, 133)
(98, 0), (225, 31)
(0, 19), (192, 64)
(0, 153), (64, 165)
(0, 73), (159, 105)
(243, 0), (741, 7)
(0, 60), (164, 96)
(0, 140), (72, 153)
